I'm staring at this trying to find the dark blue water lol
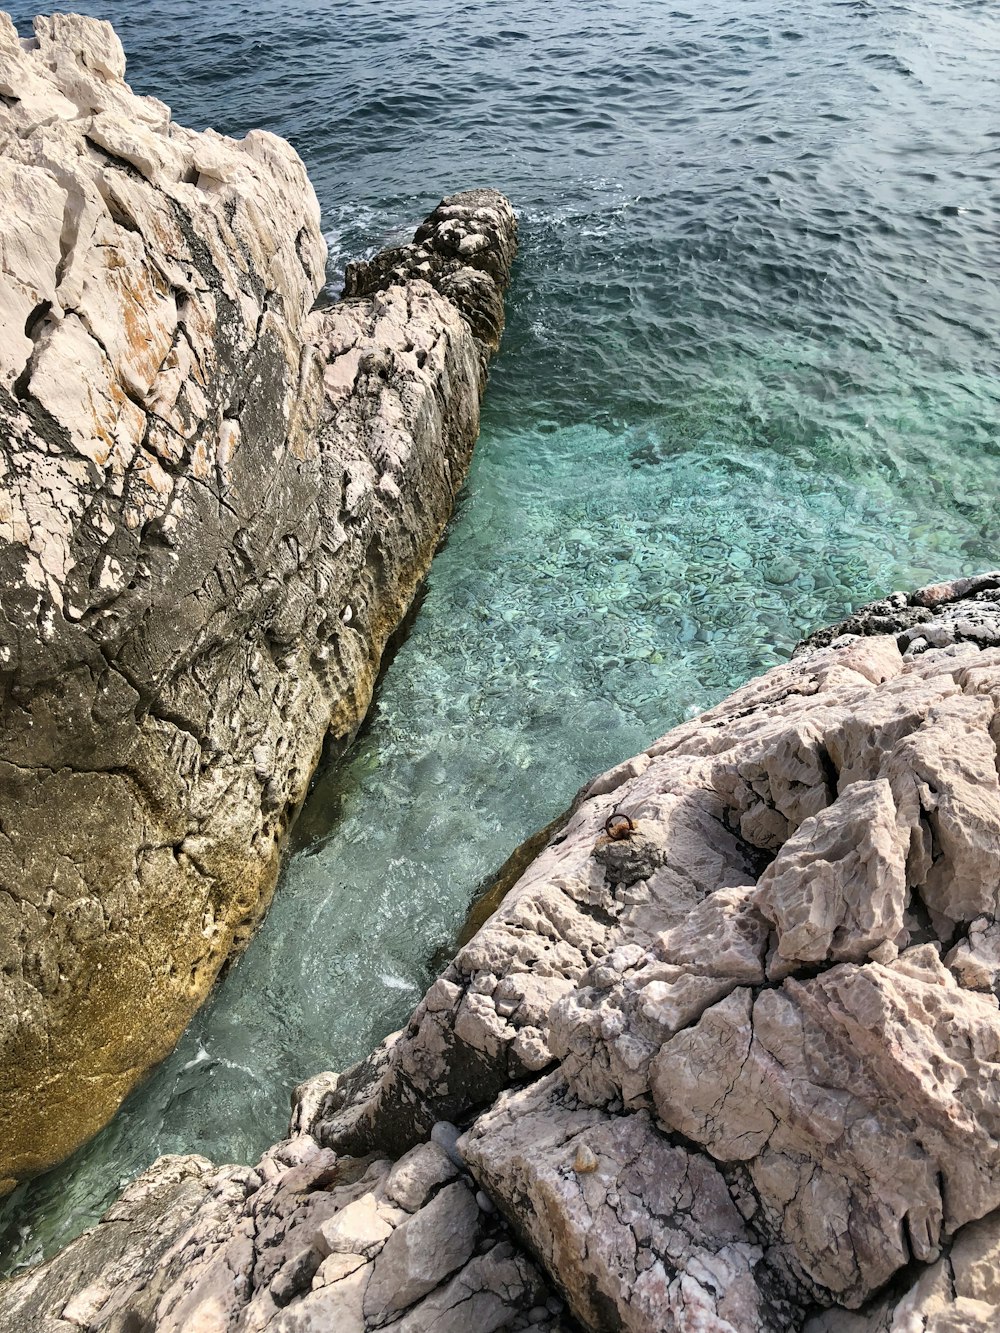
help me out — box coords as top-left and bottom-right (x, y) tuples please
(2, 0), (999, 1273)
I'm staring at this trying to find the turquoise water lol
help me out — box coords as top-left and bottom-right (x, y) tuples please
(2, 0), (1000, 1272)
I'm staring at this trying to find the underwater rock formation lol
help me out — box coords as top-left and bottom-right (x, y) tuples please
(7, 574), (1000, 1331)
(0, 9), (516, 1192)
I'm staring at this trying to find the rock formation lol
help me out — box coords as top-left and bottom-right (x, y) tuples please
(0, 1138), (572, 1333)
(7, 573), (1000, 1331)
(0, 8), (517, 1192)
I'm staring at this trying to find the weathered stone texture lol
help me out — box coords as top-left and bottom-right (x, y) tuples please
(462, 1073), (787, 1333)
(804, 1208), (1000, 1332)
(285, 578), (1000, 1328)
(0, 1134), (569, 1333)
(798, 571), (1000, 655)
(0, 8), (516, 1190)
(22, 8), (1000, 1333)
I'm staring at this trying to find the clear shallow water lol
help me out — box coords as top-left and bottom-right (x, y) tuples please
(2, 0), (1000, 1273)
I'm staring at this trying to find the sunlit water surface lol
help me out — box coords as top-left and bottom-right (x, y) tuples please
(2, 0), (999, 1272)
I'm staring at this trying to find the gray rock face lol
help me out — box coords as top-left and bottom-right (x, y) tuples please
(7, 579), (1000, 1330)
(0, 9), (516, 1191)
(0, 1134), (567, 1333)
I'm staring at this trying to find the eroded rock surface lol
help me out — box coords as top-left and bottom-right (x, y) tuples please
(0, 9), (516, 1190)
(5, 518), (1000, 1331)
(805, 1209), (1000, 1332)
(799, 571), (1000, 655)
(285, 575), (1000, 1328)
(462, 1073), (792, 1332)
(0, 1134), (572, 1333)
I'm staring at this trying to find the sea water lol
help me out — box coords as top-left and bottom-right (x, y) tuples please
(2, 0), (999, 1271)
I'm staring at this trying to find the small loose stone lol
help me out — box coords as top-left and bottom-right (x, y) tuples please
(573, 1143), (599, 1174)
(430, 1120), (465, 1167)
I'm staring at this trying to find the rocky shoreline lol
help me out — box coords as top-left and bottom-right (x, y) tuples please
(5, 574), (1000, 1331)
(0, 10), (515, 1193)
(4, 11), (1000, 1333)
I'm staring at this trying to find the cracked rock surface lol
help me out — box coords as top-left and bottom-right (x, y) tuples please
(0, 1135), (572, 1333)
(0, 9), (516, 1192)
(6, 576), (1000, 1330)
(292, 575), (1000, 1328)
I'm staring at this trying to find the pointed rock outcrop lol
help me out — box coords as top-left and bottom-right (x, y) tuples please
(0, 8), (516, 1191)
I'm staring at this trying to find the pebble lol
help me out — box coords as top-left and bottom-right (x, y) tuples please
(430, 1121), (465, 1167)
(573, 1143), (599, 1174)
(764, 556), (798, 585)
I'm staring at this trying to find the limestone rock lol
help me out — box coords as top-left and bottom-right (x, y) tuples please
(650, 952), (1000, 1305)
(0, 8), (516, 1189)
(363, 1180), (480, 1323)
(0, 1134), (553, 1333)
(945, 917), (1000, 992)
(343, 189), (518, 362)
(754, 777), (907, 966)
(299, 601), (1000, 1325)
(383, 1141), (459, 1212)
(804, 1209), (1000, 1332)
(315, 1193), (397, 1260)
(462, 1073), (788, 1333)
(799, 572), (1000, 655)
(8, 575), (1000, 1332)
(0, 1154), (225, 1333)
(382, 1245), (551, 1333)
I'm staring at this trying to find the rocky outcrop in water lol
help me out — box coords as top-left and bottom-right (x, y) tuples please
(798, 571), (1000, 655)
(7, 574), (1000, 1332)
(0, 1138), (572, 1333)
(0, 9), (516, 1193)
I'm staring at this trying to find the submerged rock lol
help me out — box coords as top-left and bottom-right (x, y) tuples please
(10, 575), (1000, 1330)
(0, 9), (516, 1191)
